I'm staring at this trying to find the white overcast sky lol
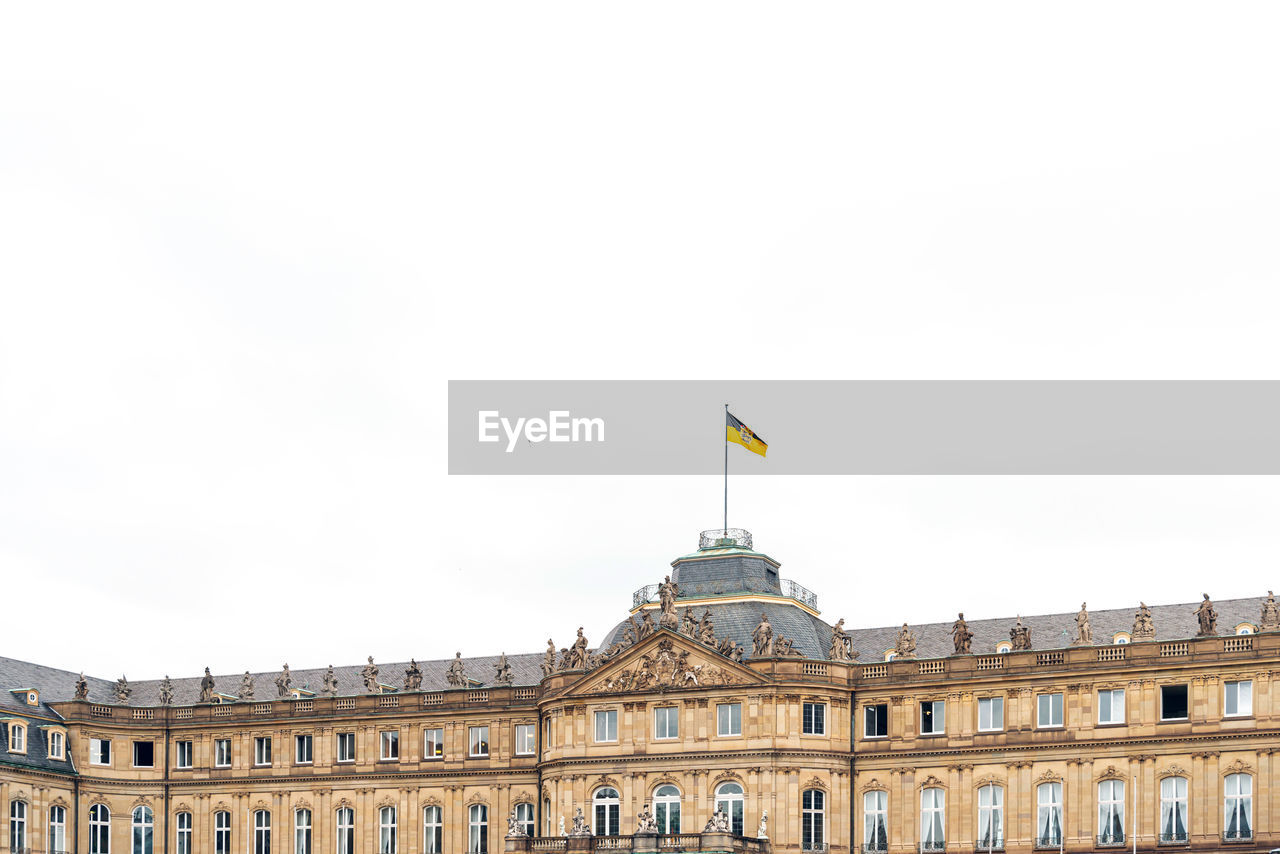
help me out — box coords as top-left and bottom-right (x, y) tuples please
(3, 3), (1280, 680)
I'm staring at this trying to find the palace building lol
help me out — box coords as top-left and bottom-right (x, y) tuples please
(2, 529), (1277, 854)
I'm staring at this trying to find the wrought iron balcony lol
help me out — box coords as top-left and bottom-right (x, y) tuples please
(974, 838), (1004, 851)
(1221, 831), (1252, 843)
(920, 841), (947, 852)
(1158, 832), (1188, 844)
(632, 577), (818, 611)
(1035, 836), (1062, 849)
(1097, 832), (1126, 847)
(862, 845), (888, 854)
(700, 528), (753, 550)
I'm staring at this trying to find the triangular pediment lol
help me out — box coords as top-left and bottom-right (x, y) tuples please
(564, 630), (767, 697)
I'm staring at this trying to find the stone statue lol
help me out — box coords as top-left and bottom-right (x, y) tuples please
(636, 804), (658, 834)
(752, 613), (773, 656)
(658, 575), (680, 630)
(359, 657), (379, 693)
(1195, 593), (1218, 636)
(494, 653), (513, 685)
(558, 816), (566, 837)
(772, 634), (800, 657)
(718, 635), (738, 657)
(829, 618), (852, 661)
(1132, 602), (1155, 640)
(1010, 616), (1032, 651)
(506, 808), (527, 838)
(623, 622), (637, 647)
(570, 807), (591, 836)
(276, 664), (292, 698)
(731, 644), (745, 663)
(404, 659), (423, 691)
(158, 676), (174, 706)
(1072, 603), (1092, 646)
(638, 611), (656, 639)
(115, 675), (131, 703)
(681, 607), (698, 637)
(446, 652), (468, 687)
(322, 665), (339, 697)
(756, 809), (768, 839)
(952, 613), (973, 655)
(542, 639), (556, 677)
(704, 807), (730, 833)
(196, 668), (215, 703)
(894, 623), (917, 659)
(74, 673), (88, 701)
(238, 670), (253, 701)
(698, 609), (716, 646)
(568, 627), (589, 670)
(1262, 591), (1280, 631)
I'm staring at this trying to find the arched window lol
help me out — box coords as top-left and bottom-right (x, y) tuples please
(977, 785), (1002, 850)
(714, 783), (744, 836)
(863, 791), (888, 852)
(8, 723), (26, 753)
(1159, 777), (1187, 843)
(514, 803), (535, 838)
(379, 806), (397, 854)
(801, 789), (825, 851)
(336, 807), (355, 854)
(1224, 774), (1252, 841)
(176, 812), (192, 854)
(593, 788), (620, 836)
(254, 809), (271, 854)
(8, 800), (26, 852)
(1098, 780), (1125, 845)
(132, 806), (154, 854)
(50, 804), (68, 853)
(424, 806), (443, 854)
(469, 803), (489, 854)
(294, 808), (312, 854)
(654, 785), (681, 834)
(90, 804), (111, 854)
(214, 811), (231, 854)
(920, 788), (945, 851)
(1036, 782), (1062, 847)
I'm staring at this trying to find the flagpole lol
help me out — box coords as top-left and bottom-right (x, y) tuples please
(723, 403), (729, 534)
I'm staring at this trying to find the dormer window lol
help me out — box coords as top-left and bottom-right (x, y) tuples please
(8, 689), (38, 707)
(47, 729), (66, 760)
(7, 722), (27, 753)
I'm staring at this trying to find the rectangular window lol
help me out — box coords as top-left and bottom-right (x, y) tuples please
(717, 703), (742, 736)
(425, 728), (445, 759)
(380, 730), (400, 760)
(515, 724), (536, 755)
(864, 704), (888, 738)
(215, 738), (232, 767)
(48, 730), (65, 759)
(89, 737), (112, 765)
(920, 700), (945, 735)
(594, 709), (618, 742)
(802, 702), (826, 735)
(1161, 684), (1189, 721)
(1037, 693), (1064, 728)
(175, 740), (193, 769)
(1224, 680), (1252, 717)
(254, 736), (272, 766)
(977, 697), (1004, 732)
(1097, 689), (1126, 725)
(132, 740), (154, 767)
(336, 732), (355, 763)
(295, 734), (313, 764)
(655, 706), (679, 740)
(469, 726), (490, 757)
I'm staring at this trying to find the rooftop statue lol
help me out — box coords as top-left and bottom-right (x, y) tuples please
(322, 665), (339, 697)
(1010, 616), (1032, 651)
(1132, 602), (1155, 640)
(1072, 603), (1092, 646)
(404, 658), (423, 691)
(115, 675), (131, 703)
(1195, 593), (1218, 636)
(698, 609), (716, 646)
(894, 623), (917, 660)
(1262, 590), (1280, 631)
(494, 653), (513, 685)
(158, 676), (174, 706)
(638, 611), (656, 639)
(829, 617), (853, 661)
(658, 575), (680, 630)
(446, 652), (468, 687)
(238, 670), (253, 701)
(542, 639), (556, 677)
(74, 672), (88, 701)
(276, 664), (292, 698)
(568, 627), (590, 670)
(681, 607), (698, 637)
(752, 613), (773, 656)
(951, 613), (973, 655)
(199, 668), (216, 703)
(361, 656), (380, 693)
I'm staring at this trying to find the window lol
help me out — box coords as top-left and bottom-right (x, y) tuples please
(424, 806), (443, 854)
(469, 726), (490, 757)
(920, 788), (945, 851)
(1224, 680), (1252, 717)
(1160, 684), (1188, 721)
(920, 700), (945, 735)
(336, 807), (355, 854)
(469, 803), (488, 854)
(133, 740), (155, 767)
(425, 728), (445, 759)
(8, 723), (25, 753)
(1224, 774), (1252, 841)
(714, 783), (744, 836)
(1159, 777), (1187, 843)
(654, 785), (681, 834)
(515, 724), (536, 756)
(90, 737), (112, 765)
(47, 803), (68, 852)
(379, 806), (397, 854)
(802, 703), (826, 735)
(1037, 693), (1064, 728)
(1097, 689), (1125, 726)
(336, 732), (355, 763)
(254, 736), (272, 766)
(214, 810), (231, 854)
(215, 738), (232, 767)
(1037, 782), (1062, 847)
(254, 809), (271, 854)
(9, 800), (25, 852)
(176, 811), (192, 854)
(978, 697), (1003, 732)
(977, 785), (1003, 849)
(295, 734), (313, 764)
(544, 799), (552, 837)
(655, 706), (679, 740)
(380, 730), (399, 760)
(863, 791), (888, 852)
(716, 703), (742, 736)
(176, 740), (193, 769)
(801, 789), (825, 851)
(864, 704), (888, 738)
(593, 787), (620, 836)
(90, 804), (111, 854)
(515, 803), (535, 837)
(48, 729), (65, 759)
(594, 709), (618, 742)
(132, 806), (154, 854)
(294, 808), (311, 854)
(1098, 780), (1125, 845)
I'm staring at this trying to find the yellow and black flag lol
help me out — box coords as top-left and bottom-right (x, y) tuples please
(726, 410), (768, 457)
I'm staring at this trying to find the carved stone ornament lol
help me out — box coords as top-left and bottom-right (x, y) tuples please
(1132, 602), (1156, 640)
(114, 675), (131, 703)
(1222, 758), (1254, 776)
(361, 657), (380, 693)
(404, 659), (423, 691)
(1262, 591), (1280, 631)
(275, 664), (292, 698)
(895, 624), (918, 660)
(635, 804), (658, 834)
(494, 653), (514, 686)
(237, 671), (253, 701)
(829, 618), (854, 661)
(1158, 764), (1188, 779)
(1195, 594), (1218, 636)
(446, 653), (468, 687)
(1010, 616), (1032, 651)
(322, 665), (339, 697)
(507, 808), (530, 838)
(1096, 765), (1125, 782)
(752, 613), (773, 656)
(569, 807), (591, 837)
(590, 638), (744, 693)
(756, 809), (768, 840)
(952, 613), (974, 655)
(918, 775), (945, 789)
(1034, 770), (1062, 785)
(158, 676), (174, 706)
(860, 778), (888, 793)
(74, 673), (89, 701)
(703, 807), (730, 833)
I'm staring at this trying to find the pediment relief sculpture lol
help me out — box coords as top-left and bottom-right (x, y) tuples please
(582, 636), (753, 694)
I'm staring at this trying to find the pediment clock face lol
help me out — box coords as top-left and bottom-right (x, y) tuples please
(572, 633), (763, 696)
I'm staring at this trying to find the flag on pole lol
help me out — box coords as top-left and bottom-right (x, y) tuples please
(726, 410), (768, 457)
